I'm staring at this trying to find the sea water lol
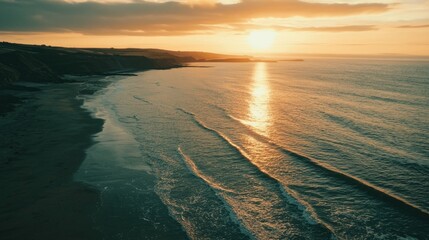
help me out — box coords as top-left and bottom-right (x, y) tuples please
(76, 58), (429, 239)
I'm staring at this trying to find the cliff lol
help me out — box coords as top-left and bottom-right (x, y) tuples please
(0, 42), (183, 86)
(0, 42), (253, 86)
(0, 51), (61, 85)
(0, 63), (19, 86)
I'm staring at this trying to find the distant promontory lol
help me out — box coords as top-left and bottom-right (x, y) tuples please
(0, 42), (257, 86)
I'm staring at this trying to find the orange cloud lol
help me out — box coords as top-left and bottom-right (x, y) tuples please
(230, 23), (378, 33)
(0, 0), (391, 36)
(397, 24), (429, 29)
(285, 25), (378, 32)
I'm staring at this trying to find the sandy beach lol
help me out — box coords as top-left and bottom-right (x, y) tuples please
(0, 81), (104, 239)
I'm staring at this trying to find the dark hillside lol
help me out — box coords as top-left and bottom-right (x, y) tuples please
(0, 42), (183, 86)
(0, 42), (253, 86)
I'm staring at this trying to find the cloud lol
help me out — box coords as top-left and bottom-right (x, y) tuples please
(185, 0), (218, 7)
(285, 25), (378, 32)
(397, 24), (429, 28)
(232, 24), (378, 32)
(0, 0), (391, 36)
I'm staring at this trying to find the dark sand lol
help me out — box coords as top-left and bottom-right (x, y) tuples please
(0, 82), (104, 239)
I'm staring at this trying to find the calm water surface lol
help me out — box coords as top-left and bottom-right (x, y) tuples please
(76, 59), (429, 239)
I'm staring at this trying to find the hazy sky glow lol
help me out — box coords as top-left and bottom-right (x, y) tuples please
(1, 0), (428, 55)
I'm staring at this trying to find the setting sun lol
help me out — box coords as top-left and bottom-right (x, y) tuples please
(247, 30), (277, 51)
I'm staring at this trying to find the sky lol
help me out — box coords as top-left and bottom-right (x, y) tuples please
(0, 0), (428, 56)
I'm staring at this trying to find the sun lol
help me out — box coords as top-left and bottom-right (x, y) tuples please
(247, 30), (276, 51)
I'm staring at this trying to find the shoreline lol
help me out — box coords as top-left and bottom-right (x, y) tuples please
(75, 75), (190, 239)
(0, 81), (105, 239)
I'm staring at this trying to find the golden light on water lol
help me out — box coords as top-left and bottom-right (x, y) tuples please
(247, 62), (271, 134)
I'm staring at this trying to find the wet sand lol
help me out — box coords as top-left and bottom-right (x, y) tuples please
(0, 82), (104, 239)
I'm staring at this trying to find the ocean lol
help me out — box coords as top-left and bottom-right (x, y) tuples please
(75, 59), (429, 239)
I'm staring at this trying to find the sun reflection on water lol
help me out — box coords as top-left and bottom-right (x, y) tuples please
(247, 62), (271, 134)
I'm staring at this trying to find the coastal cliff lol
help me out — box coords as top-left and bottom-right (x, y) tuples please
(0, 42), (253, 86)
(0, 42), (183, 86)
(0, 51), (61, 85)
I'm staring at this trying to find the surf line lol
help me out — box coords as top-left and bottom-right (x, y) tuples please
(225, 112), (429, 220)
(176, 107), (337, 237)
(133, 95), (152, 104)
(177, 146), (256, 240)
